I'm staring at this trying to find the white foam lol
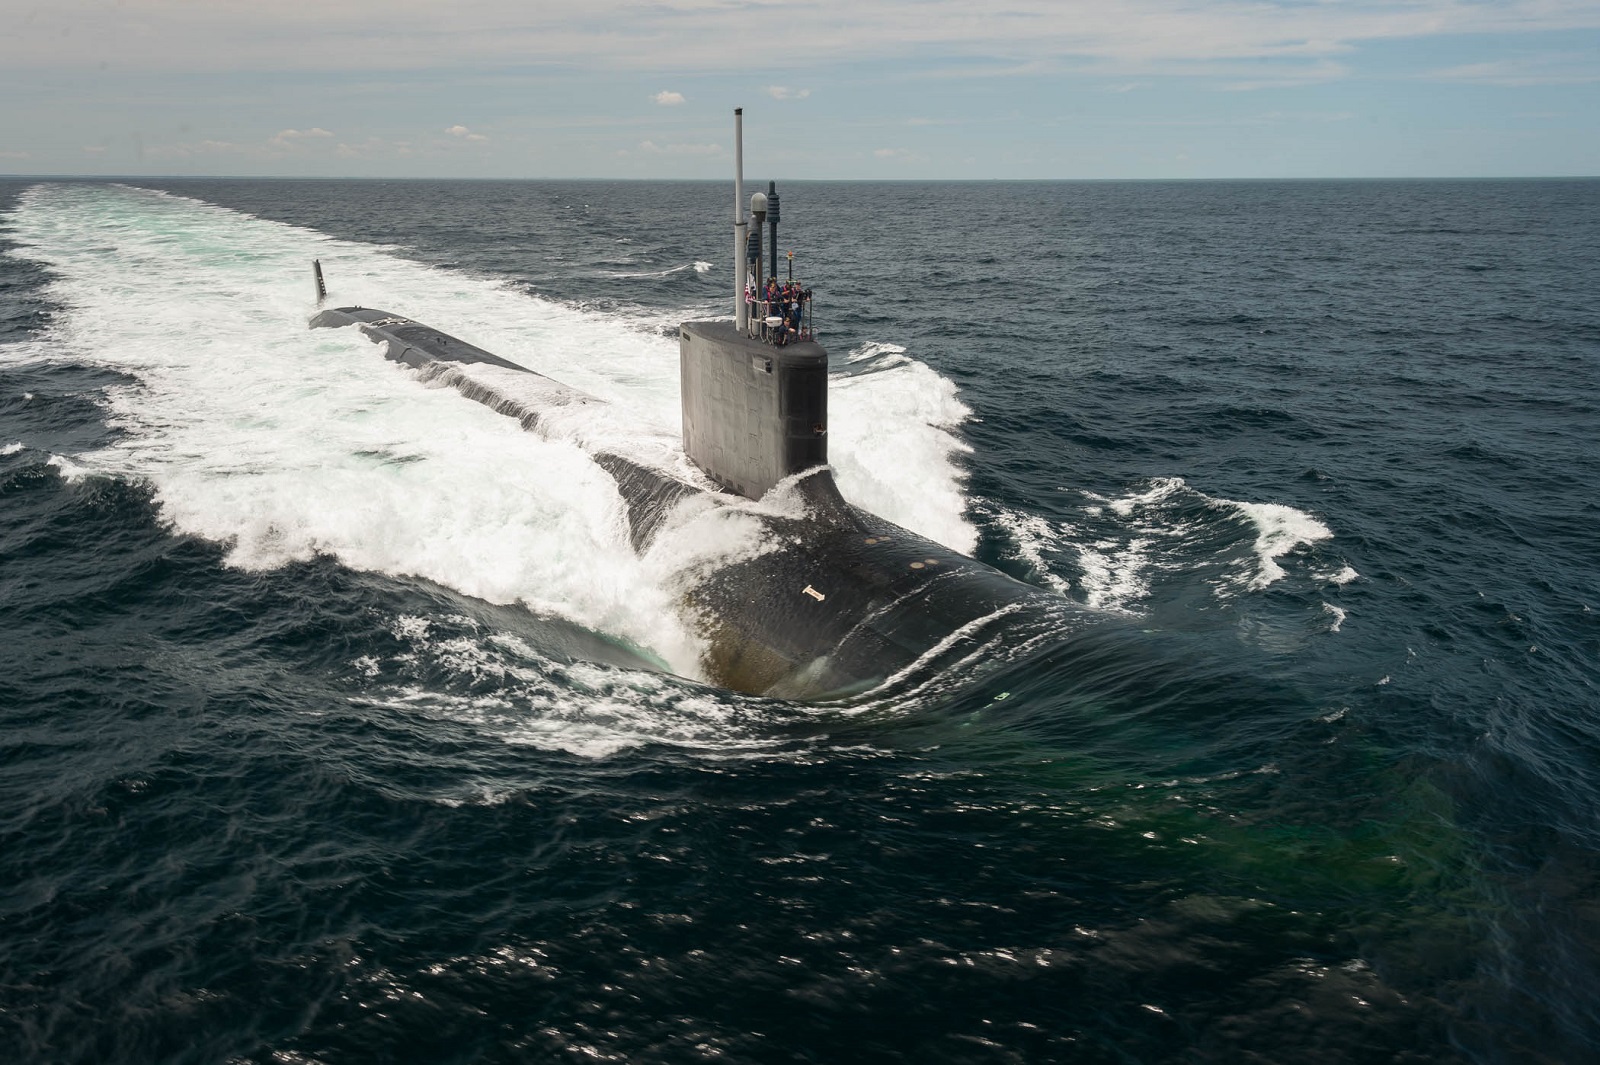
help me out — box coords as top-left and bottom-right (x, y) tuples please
(1322, 602), (1347, 632)
(391, 614), (436, 642)
(6, 183), (705, 675)
(609, 260), (714, 280)
(980, 502), (1159, 612)
(423, 359), (704, 483)
(1079, 476), (1342, 601)
(1223, 499), (1333, 590)
(45, 453), (88, 479)
(830, 357), (977, 553)
(1075, 536), (1155, 610)
(845, 340), (910, 366)
(642, 494), (782, 590)
(366, 615), (778, 759)
(1, 442), (22, 455)
(1105, 476), (1187, 517)
(990, 508), (1073, 595)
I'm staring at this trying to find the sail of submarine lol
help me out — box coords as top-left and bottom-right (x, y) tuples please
(310, 107), (1093, 699)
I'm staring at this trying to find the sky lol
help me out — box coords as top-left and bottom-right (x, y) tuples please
(2, 0), (1598, 179)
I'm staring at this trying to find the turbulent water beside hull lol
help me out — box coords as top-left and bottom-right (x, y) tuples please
(5, 183), (1014, 693)
(309, 302), (1096, 697)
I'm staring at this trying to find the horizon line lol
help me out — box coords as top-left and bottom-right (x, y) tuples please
(4, 173), (1599, 183)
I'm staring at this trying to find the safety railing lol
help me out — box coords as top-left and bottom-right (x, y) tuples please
(745, 293), (815, 346)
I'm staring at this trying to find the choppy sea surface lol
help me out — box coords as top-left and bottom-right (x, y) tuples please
(1, 176), (1597, 1064)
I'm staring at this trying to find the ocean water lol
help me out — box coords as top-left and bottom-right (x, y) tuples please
(1, 176), (1597, 1063)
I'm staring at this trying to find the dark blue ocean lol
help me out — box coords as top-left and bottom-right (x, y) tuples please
(2, 177), (1598, 1064)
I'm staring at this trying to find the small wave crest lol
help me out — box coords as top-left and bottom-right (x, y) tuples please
(1325, 565), (1360, 586)
(844, 340), (911, 369)
(983, 501), (1157, 611)
(1227, 499), (1334, 590)
(987, 476), (1352, 612)
(1090, 476), (1343, 596)
(608, 260), (715, 280)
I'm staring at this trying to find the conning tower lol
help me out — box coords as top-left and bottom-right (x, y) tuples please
(679, 107), (826, 501)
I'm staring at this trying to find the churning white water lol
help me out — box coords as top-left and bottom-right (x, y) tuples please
(5, 182), (982, 685)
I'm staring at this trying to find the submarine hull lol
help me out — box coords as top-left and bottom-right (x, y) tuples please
(686, 480), (1072, 697)
(312, 306), (1085, 699)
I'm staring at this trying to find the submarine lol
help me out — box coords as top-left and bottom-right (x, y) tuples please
(311, 108), (1093, 699)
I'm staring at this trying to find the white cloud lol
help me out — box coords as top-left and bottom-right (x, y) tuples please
(447, 124), (490, 141)
(7, 1), (1599, 78)
(766, 86), (811, 100)
(653, 91), (686, 106)
(0, 150), (33, 160)
(1426, 55), (1600, 86)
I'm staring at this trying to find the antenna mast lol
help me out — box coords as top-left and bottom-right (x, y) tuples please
(733, 108), (748, 334)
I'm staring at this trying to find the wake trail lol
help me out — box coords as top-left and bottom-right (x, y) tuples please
(4, 182), (981, 679)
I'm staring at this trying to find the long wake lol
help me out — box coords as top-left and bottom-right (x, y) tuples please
(3, 182), (981, 681)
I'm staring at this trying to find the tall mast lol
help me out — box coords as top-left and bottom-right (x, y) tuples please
(767, 181), (780, 286)
(733, 108), (748, 334)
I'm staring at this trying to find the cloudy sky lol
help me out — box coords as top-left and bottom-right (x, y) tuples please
(3, 0), (1598, 178)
